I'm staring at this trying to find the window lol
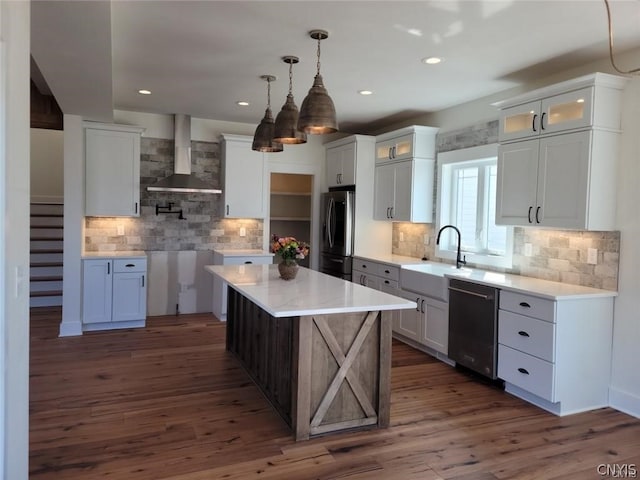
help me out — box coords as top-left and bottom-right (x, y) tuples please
(436, 144), (513, 269)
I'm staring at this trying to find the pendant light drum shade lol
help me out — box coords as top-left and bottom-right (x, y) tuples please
(297, 30), (338, 135)
(274, 56), (307, 144)
(252, 75), (283, 153)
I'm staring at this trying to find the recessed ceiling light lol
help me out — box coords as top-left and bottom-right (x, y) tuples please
(358, 90), (373, 96)
(422, 57), (442, 65)
(236, 101), (250, 106)
(138, 89), (152, 95)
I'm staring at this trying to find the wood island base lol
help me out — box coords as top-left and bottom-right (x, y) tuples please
(226, 287), (392, 441)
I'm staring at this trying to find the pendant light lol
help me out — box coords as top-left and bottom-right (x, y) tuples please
(252, 75), (283, 153)
(297, 29), (338, 135)
(273, 56), (307, 144)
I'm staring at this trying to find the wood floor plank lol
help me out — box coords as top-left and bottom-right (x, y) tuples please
(29, 308), (640, 480)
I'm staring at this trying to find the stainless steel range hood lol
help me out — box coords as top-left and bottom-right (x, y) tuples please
(147, 114), (222, 194)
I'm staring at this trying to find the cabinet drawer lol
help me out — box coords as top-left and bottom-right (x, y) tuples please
(378, 278), (399, 290)
(113, 258), (147, 273)
(378, 264), (399, 281)
(498, 345), (555, 402)
(223, 256), (273, 265)
(500, 291), (555, 321)
(352, 259), (380, 276)
(499, 310), (555, 362)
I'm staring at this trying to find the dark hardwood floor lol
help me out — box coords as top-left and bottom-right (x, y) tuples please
(29, 307), (640, 479)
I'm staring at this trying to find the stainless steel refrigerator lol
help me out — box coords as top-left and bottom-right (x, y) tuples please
(319, 190), (355, 281)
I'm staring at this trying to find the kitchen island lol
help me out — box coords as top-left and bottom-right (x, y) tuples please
(204, 264), (415, 440)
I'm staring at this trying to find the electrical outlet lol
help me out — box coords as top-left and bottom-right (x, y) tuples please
(524, 243), (533, 257)
(423, 234), (430, 245)
(116, 224), (125, 236)
(239, 227), (246, 237)
(399, 231), (404, 242)
(587, 248), (598, 265)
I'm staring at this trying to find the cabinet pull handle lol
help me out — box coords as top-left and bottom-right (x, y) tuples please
(125, 263), (135, 267)
(244, 261), (253, 264)
(518, 330), (530, 337)
(519, 302), (531, 308)
(388, 147), (393, 159)
(532, 114), (538, 132)
(361, 275), (366, 286)
(535, 206), (541, 223)
(142, 275), (145, 287)
(226, 205), (230, 215)
(107, 263), (110, 275)
(362, 264), (367, 268)
(135, 202), (138, 214)
(421, 299), (425, 313)
(384, 269), (390, 274)
(517, 367), (530, 375)
(540, 112), (546, 131)
(528, 206), (533, 224)
(384, 280), (390, 284)
(386, 207), (390, 219)
(416, 298), (420, 312)
(390, 207), (394, 218)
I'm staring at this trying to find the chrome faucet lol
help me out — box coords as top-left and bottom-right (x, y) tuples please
(436, 225), (467, 269)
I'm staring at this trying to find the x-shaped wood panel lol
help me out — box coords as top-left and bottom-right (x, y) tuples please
(310, 311), (378, 429)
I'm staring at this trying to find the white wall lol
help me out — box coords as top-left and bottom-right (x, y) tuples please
(610, 76), (640, 417)
(59, 115), (84, 337)
(1, 1), (31, 477)
(31, 128), (64, 202)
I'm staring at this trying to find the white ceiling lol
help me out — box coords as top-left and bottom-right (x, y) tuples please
(31, 0), (640, 133)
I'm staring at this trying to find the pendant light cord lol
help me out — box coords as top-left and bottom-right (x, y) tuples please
(288, 61), (293, 94)
(267, 77), (272, 108)
(316, 37), (322, 76)
(604, 0), (640, 75)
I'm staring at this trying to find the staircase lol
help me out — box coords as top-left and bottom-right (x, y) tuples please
(30, 203), (64, 307)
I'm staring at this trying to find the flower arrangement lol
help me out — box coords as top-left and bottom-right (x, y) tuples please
(271, 234), (310, 264)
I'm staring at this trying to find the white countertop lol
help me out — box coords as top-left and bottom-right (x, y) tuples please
(213, 249), (274, 257)
(82, 251), (146, 259)
(401, 262), (617, 300)
(354, 253), (429, 267)
(205, 264), (416, 318)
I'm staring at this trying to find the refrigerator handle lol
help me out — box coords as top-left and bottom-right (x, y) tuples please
(326, 197), (334, 248)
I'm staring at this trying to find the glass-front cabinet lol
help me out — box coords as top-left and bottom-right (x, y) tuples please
(499, 87), (594, 142)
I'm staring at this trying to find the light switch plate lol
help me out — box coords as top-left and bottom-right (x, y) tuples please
(587, 248), (598, 265)
(239, 227), (246, 237)
(399, 232), (404, 242)
(116, 224), (125, 236)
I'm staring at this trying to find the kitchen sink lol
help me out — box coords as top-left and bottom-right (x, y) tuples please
(400, 263), (473, 301)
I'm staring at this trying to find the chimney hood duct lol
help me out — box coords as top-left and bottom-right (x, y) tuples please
(147, 114), (222, 194)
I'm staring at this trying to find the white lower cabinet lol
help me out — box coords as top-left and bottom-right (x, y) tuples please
(82, 256), (147, 330)
(497, 290), (614, 415)
(418, 297), (448, 354)
(352, 257), (402, 330)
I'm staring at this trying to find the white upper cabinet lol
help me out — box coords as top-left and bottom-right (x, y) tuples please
(326, 141), (356, 187)
(496, 73), (626, 143)
(373, 125), (438, 223)
(220, 134), (266, 219)
(495, 73), (628, 231)
(375, 125), (438, 163)
(84, 122), (145, 217)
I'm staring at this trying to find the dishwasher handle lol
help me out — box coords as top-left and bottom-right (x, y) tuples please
(448, 285), (493, 301)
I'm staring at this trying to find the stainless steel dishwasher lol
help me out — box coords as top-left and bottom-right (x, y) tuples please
(448, 278), (499, 379)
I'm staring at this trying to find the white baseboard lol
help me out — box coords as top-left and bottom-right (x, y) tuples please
(58, 320), (82, 337)
(609, 387), (640, 419)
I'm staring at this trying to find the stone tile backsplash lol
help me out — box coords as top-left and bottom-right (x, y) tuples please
(391, 120), (620, 290)
(84, 137), (264, 252)
(393, 223), (620, 290)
